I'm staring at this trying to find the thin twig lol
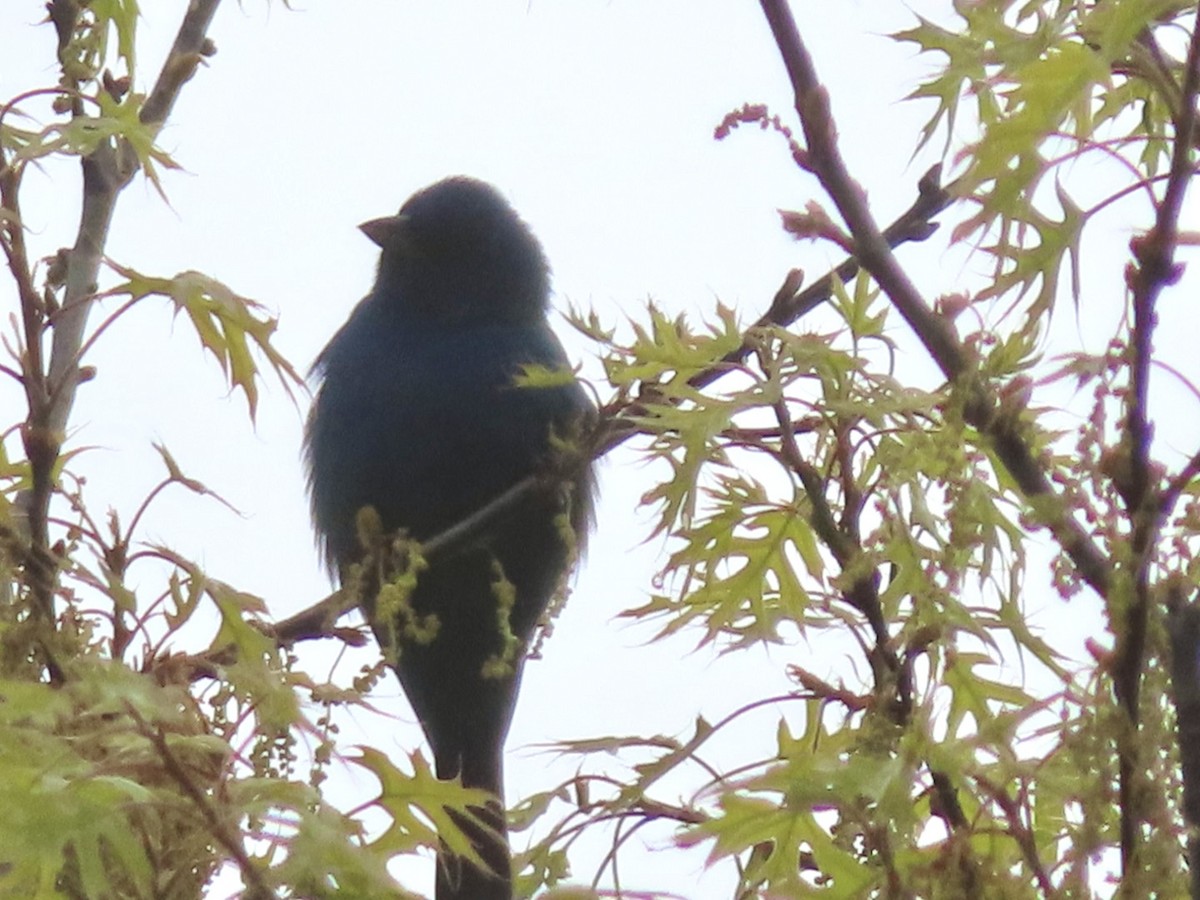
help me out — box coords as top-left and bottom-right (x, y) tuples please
(132, 709), (274, 898)
(973, 774), (1058, 896)
(1162, 446), (1200, 519)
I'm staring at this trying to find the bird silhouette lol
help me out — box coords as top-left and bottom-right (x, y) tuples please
(304, 177), (594, 898)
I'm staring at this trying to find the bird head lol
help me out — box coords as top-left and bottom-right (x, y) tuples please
(362, 177), (551, 327)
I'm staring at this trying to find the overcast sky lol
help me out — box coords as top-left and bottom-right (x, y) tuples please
(7, 1), (1194, 896)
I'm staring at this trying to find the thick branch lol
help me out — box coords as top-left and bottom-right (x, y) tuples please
(756, 0), (1112, 600)
(1113, 7), (1200, 867)
(757, 1), (966, 379)
(1169, 590), (1200, 828)
(1169, 590), (1200, 900)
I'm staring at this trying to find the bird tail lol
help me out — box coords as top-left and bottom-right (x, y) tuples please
(433, 741), (512, 899)
(435, 797), (511, 900)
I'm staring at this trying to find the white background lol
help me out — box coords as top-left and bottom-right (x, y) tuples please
(6, 1), (1192, 896)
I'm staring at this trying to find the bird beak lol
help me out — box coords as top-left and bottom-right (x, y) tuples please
(359, 214), (408, 248)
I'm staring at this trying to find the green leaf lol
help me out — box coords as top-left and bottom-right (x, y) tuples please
(353, 747), (497, 867)
(103, 262), (303, 419)
(90, 0), (140, 73)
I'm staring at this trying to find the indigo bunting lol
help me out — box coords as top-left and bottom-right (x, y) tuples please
(304, 177), (594, 899)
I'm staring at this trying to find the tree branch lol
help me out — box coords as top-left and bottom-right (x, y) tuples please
(1168, 588), (1200, 900)
(21, 0), (225, 628)
(756, 0), (1112, 601)
(131, 709), (272, 899)
(260, 167), (950, 650)
(47, 0), (223, 433)
(1112, 5), (1200, 867)
(0, 156), (47, 411)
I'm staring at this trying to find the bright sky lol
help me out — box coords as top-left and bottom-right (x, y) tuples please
(10, 1), (1190, 896)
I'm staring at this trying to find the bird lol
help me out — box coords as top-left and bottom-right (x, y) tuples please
(303, 176), (595, 899)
